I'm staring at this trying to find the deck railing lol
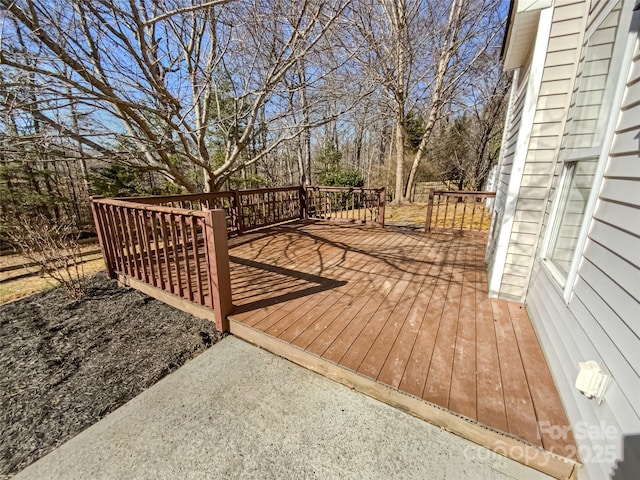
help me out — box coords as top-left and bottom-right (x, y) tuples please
(118, 192), (240, 235)
(425, 189), (496, 237)
(237, 186), (304, 231)
(304, 186), (385, 226)
(121, 187), (307, 234)
(90, 198), (232, 331)
(90, 185), (385, 332)
(120, 185), (386, 232)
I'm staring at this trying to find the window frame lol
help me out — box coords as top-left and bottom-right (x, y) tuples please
(542, 0), (637, 302)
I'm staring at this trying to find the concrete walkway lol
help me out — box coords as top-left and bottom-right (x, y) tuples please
(16, 337), (553, 480)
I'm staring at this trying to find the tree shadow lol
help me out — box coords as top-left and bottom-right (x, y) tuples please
(228, 221), (489, 311)
(229, 255), (346, 314)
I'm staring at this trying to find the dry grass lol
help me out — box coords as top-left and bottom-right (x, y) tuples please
(384, 203), (429, 225)
(0, 243), (101, 271)
(0, 258), (105, 305)
(385, 201), (492, 232)
(429, 199), (492, 232)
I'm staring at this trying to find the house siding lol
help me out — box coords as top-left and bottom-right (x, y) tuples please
(490, 0), (588, 301)
(526, 2), (640, 479)
(486, 69), (525, 280)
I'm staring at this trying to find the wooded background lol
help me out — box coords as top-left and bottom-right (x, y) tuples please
(0, 0), (510, 235)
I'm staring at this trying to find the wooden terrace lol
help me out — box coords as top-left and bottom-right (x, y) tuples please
(90, 187), (579, 479)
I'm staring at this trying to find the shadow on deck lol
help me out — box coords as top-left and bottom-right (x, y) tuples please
(227, 221), (579, 480)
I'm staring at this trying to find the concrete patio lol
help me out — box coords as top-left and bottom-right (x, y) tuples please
(15, 337), (555, 480)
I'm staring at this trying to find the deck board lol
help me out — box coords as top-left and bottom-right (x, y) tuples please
(350, 237), (438, 375)
(508, 301), (578, 459)
(127, 220), (577, 476)
(475, 275), (509, 433)
(217, 222), (575, 472)
(448, 242), (478, 419)
(492, 298), (541, 447)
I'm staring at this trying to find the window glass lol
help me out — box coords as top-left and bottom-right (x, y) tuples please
(547, 158), (598, 283)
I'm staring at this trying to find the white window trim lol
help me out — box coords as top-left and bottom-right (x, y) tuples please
(542, 1), (639, 303)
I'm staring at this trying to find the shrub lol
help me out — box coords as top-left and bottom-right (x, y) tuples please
(3, 215), (87, 300)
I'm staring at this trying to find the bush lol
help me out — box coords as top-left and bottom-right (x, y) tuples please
(3, 215), (87, 300)
(320, 168), (365, 188)
(316, 143), (365, 188)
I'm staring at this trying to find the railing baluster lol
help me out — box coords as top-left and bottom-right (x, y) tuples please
(150, 211), (165, 291)
(168, 214), (183, 296)
(140, 210), (158, 288)
(444, 195), (451, 230)
(100, 204), (120, 276)
(434, 193), (441, 231)
(133, 210), (150, 284)
(190, 215), (205, 306)
(159, 213), (174, 295)
(179, 215), (194, 302)
(478, 196), (486, 232)
(461, 195), (468, 231)
(115, 207), (132, 277)
(122, 208), (139, 280)
(109, 206), (126, 275)
(117, 207), (136, 275)
(90, 201), (116, 278)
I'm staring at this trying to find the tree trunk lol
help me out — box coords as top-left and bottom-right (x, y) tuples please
(403, 0), (464, 202)
(386, 0), (408, 204)
(393, 113), (406, 204)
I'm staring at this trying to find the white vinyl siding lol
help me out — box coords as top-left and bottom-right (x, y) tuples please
(525, 2), (640, 479)
(566, 5), (621, 151)
(527, 265), (640, 480)
(488, 0), (588, 301)
(486, 70), (527, 283)
(543, 1), (630, 294)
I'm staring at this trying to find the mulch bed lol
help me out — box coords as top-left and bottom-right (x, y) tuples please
(0, 273), (225, 477)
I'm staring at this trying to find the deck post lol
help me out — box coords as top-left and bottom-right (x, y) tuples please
(203, 209), (233, 332)
(299, 185), (307, 220)
(89, 196), (116, 279)
(425, 188), (435, 234)
(376, 187), (386, 226)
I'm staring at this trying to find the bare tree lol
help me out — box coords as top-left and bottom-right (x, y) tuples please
(402, 0), (505, 200)
(429, 60), (510, 191)
(2, 0), (506, 200)
(349, 0), (504, 202)
(351, 0), (424, 202)
(1, 0), (354, 192)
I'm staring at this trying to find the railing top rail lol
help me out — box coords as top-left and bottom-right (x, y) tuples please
(109, 185), (386, 206)
(237, 186), (301, 195)
(91, 197), (209, 217)
(306, 186), (384, 193)
(431, 190), (496, 197)
(117, 186), (303, 205)
(116, 191), (234, 204)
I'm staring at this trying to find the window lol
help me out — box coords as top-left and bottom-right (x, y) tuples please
(544, 1), (633, 291)
(547, 158), (598, 282)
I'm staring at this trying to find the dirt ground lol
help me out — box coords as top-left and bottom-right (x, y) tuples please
(0, 273), (224, 478)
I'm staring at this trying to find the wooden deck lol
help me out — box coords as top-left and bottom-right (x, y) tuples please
(226, 221), (579, 479)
